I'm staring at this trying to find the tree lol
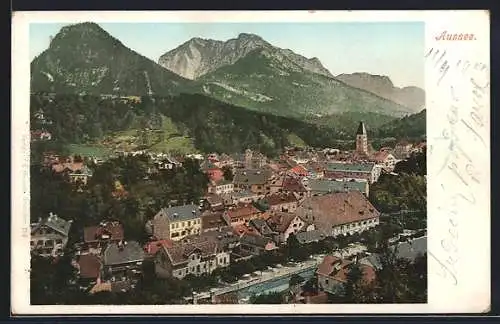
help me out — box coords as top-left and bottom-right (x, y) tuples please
(289, 274), (305, 287)
(302, 277), (318, 294)
(344, 263), (364, 303)
(250, 292), (283, 304)
(221, 166), (234, 181)
(286, 234), (309, 261)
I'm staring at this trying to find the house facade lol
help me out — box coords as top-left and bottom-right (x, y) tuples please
(152, 204), (202, 241)
(371, 150), (398, 172)
(239, 233), (277, 256)
(208, 179), (234, 195)
(30, 212), (73, 257)
(222, 191), (266, 205)
(263, 192), (299, 213)
(68, 165), (93, 185)
(81, 221), (124, 255)
(394, 141), (413, 159)
(226, 203), (263, 226)
(295, 191), (380, 238)
(267, 212), (306, 245)
(101, 241), (145, 282)
(154, 239), (230, 279)
(324, 162), (380, 184)
(233, 169), (273, 194)
(304, 178), (370, 197)
(316, 255), (376, 296)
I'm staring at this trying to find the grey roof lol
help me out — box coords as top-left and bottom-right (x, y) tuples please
(69, 165), (93, 176)
(307, 179), (368, 194)
(155, 204), (202, 222)
(296, 229), (327, 244)
(102, 241), (145, 266)
(325, 162), (375, 173)
(393, 236), (427, 260)
(233, 169), (272, 185)
(356, 122), (367, 136)
(240, 233), (275, 248)
(360, 236), (427, 270)
(249, 219), (276, 236)
(32, 214), (73, 237)
(201, 227), (240, 247)
(230, 190), (260, 198)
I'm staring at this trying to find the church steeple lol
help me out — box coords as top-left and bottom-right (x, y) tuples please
(356, 121), (367, 136)
(355, 121), (368, 155)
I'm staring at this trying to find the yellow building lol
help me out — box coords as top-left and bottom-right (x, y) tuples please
(152, 204), (202, 241)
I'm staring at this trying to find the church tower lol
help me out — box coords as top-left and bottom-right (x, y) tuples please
(355, 121), (368, 155)
(244, 149), (253, 169)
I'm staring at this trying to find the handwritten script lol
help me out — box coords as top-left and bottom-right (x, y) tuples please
(425, 47), (489, 286)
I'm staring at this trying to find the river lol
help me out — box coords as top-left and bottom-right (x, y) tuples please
(237, 267), (317, 300)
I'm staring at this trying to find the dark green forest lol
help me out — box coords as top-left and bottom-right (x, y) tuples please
(31, 93), (426, 157)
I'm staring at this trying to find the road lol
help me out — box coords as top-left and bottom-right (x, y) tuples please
(190, 243), (368, 303)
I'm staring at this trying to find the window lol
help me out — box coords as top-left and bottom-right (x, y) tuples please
(196, 265), (201, 272)
(325, 279), (329, 285)
(182, 222), (186, 227)
(171, 232), (180, 238)
(188, 221), (191, 226)
(224, 256), (227, 264)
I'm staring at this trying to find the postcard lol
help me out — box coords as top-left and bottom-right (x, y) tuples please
(11, 10), (490, 315)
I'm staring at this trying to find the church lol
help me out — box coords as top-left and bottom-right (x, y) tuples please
(355, 121), (369, 157)
(354, 121), (398, 171)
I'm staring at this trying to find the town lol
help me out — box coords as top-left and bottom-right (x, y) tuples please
(30, 121), (427, 305)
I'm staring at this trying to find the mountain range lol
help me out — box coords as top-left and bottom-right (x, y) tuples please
(31, 23), (424, 117)
(30, 22), (426, 154)
(31, 23), (194, 96)
(336, 73), (425, 112)
(158, 33), (334, 80)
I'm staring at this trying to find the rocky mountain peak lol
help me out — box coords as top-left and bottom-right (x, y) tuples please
(237, 32), (263, 41)
(336, 73), (424, 112)
(158, 33), (333, 80)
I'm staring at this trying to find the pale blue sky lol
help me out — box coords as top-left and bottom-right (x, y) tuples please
(30, 22), (424, 88)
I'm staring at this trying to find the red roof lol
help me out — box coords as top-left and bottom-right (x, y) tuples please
(289, 165), (309, 176)
(317, 255), (376, 284)
(282, 176), (307, 193)
(52, 162), (84, 173)
(77, 254), (101, 279)
(232, 224), (260, 237)
(83, 222), (124, 243)
(144, 239), (174, 255)
(371, 151), (391, 162)
(297, 191), (380, 227)
(227, 204), (261, 220)
(265, 192), (298, 206)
